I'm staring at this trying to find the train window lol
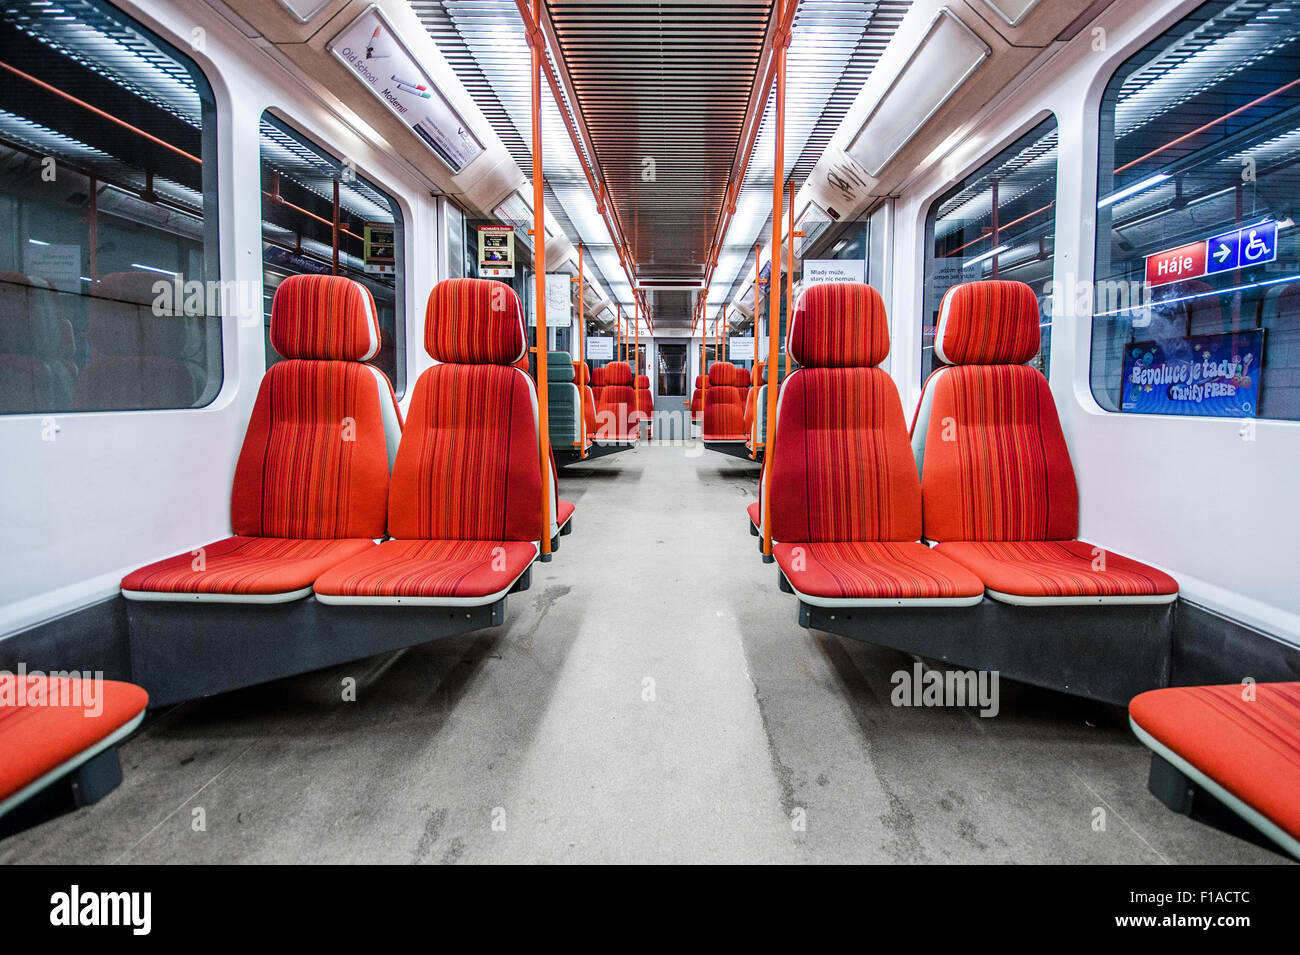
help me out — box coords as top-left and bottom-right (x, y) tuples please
(0, 0), (221, 415)
(259, 113), (405, 394)
(1092, 2), (1300, 421)
(922, 117), (1058, 385)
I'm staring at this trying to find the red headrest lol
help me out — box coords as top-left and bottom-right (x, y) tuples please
(694, 375), (703, 388)
(752, 361), (766, 385)
(708, 362), (740, 386)
(573, 361), (591, 385)
(735, 368), (750, 388)
(935, 280), (1040, 365)
(592, 365), (607, 387)
(635, 374), (650, 388)
(270, 274), (380, 361)
(788, 282), (889, 368)
(602, 360), (634, 386)
(426, 278), (526, 365)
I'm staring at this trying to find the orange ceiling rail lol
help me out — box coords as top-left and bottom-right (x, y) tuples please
(513, 0), (652, 332)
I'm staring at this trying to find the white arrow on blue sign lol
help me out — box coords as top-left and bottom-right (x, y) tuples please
(1206, 220), (1277, 275)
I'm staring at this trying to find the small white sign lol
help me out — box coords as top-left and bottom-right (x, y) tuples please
(729, 337), (755, 361)
(586, 336), (614, 360)
(24, 243), (83, 293)
(531, 273), (572, 327)
(803, 258), (866, 287)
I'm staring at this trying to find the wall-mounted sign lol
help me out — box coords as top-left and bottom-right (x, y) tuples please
(803, 258), (866, 287)
(363, 221), (395, 276)
(477, 225), (514, 278)
(531, 273), (572, 327)
(23, 243), (82, 293)
(729, 337), (755, 361)
(1145, 221), (1277, 288)
(586, 336), (614, 360)
(328, 6), (485, 174)
(1121, 329), (1264, 418)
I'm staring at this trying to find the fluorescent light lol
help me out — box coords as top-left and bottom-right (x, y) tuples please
(963, 245), (1008, 268)
(1098, 173), (1170, 209)
(130, 262), (179, 276)
(27, 239), (49, 246)
(845, 9), (990, 177)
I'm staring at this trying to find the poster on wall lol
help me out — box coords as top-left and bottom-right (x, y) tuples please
(586, 336), (614, 360)
(328, 6), (485, 173)
(1120, 329), (1264, 418)
(729, 337), (755, 361)
(363, 222), (395, 276)
(531, 273), (572, 327)
(23, 243), (82, 293)
(477, 225), (515, 278)
(803, 258), (865, 287)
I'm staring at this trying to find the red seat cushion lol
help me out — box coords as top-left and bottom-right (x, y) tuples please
(773, 541), (984, 604)
(595, 364), (640, 438)
(0, 676), (148, 803)
(314, 539), (536, 602)
(1130, 682), (1300, 844)
(935, 540), (1178, 602)
(556, 499), (575, 529)
(703, 362), (747, 439)
(747, 500), (761, 529)
(121, 536), (376, 599)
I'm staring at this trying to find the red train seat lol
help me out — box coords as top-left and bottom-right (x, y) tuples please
(594, 360), (639, 441)
(767, 282), (984, 606)
(1130, 682), (1300, 859)
(913, 281), (1178, 605)
(315, 278), (549, 605)
(121, 275), (400, 602)
(0, 675), (148, 823)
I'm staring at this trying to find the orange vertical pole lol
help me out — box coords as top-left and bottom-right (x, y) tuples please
(577, 243), (586, 453)
(762, 0), (786, 562)
(529, 0), (552, 560)
(786, 180), (794, 379)
(635, 298), (641, 374)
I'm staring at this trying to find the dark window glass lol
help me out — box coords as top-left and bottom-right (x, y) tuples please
(1092, 2), (1300, 421)
(922, 117), (1058, 385)
(259, 113), (404, 395)
(0, 0), (220, 414)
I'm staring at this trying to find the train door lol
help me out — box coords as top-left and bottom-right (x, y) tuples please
(655, 339), (689, 438)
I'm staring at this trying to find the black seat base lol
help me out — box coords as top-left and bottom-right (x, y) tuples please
(1146, 752), (1288, 857)
(128, 590), (523, 707)
(798, 596), (1174, 706)
(556, 442), (631, 467)
(704, 440), (759, 461)
(0, 746), (126, 839)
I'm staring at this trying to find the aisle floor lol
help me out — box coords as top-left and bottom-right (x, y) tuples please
(2, 442), (1284, 864)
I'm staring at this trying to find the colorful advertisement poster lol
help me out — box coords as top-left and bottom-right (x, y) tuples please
(363, 222), (395, 276)
(477, 225), (514, 278)
(1120, 329), (1265, 418)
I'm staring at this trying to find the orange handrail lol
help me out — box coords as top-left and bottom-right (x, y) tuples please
(762, 0), (788, 562)
(527, 0), (552, 560)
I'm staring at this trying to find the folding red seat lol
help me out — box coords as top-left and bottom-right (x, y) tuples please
(0, 674), (149, 828)
(316, 278), (568, 605)
(575, 360), (597, 440)
(913, 281), (1178, 605)
(702, 361), (748, 441)
(767, 282), (984, 606)
(593, 360), (639, 442)
(121, 275), (401, 602)
(590, 364), (606, 404)
(689, 374), (704, 424)
(1130, 682), (1300, 859)
(75, 270), (208, 411)
(635, 373), (653, 436)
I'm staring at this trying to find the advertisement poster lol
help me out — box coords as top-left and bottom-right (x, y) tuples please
(1121, 329), (1265, 418)
(586, 336), (614, 360)
(477, 225), (514, 278)
(328, 7), (484, 173)
(363, 222), (395, 276)
(803, 258), (866, 287)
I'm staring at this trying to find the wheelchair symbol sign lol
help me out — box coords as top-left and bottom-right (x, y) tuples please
(1205, 220), (1277, 275)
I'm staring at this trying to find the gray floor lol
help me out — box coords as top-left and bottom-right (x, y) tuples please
(2, 441), (1287, 864)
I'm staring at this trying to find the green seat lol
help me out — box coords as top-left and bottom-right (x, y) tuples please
(546, 351), (582, 451)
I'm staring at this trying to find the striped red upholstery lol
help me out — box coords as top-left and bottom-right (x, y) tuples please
(917, 280), (1176, 605)
(1131, 682), (1300, 848)
(122, 276), (396, 600)
(0, 676), (148, 805)
(743, 361), (765, 433)
(425, 278), (526, 365)
(934, 540), (1177, 600)
(773, 541), (983, 603)
(736, 368), (751, 388)
(788, 282), (889, 368)
(690, 374), (704, 421)
(770, 367), (920, 542)
(573, 361), (591, 385)
(314, 539), (537, 600)
(920, 364), (1077, 542)
(595, 361), (638, 438)
(935, 280), (1039, 365)
(703, 361), (747, 439)
(387, 363), (541, 541)
(231, 361), (391, 538)
(271, 275), (380, 361)
(121, 537), (375, 597)
(767, 282), (976, 603)
(635, 373), (653, 422)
